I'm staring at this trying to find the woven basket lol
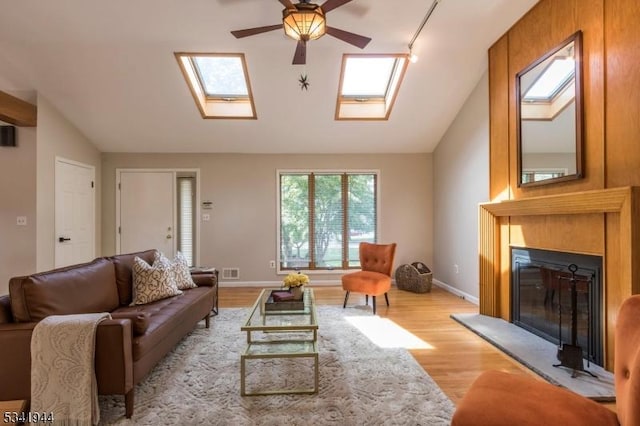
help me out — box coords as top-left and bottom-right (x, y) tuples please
(395, 262), (433, 293)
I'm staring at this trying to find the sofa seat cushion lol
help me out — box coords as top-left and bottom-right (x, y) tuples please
(110, 311), (151, 336)
(112, 287), (213, 361)
(9, 258), (119, 322)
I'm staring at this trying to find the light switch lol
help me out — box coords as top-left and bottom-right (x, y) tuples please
(202, 213), (211, 222)
(17, 216), (27, 226)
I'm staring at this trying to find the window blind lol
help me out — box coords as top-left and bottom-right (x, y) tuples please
(177, 177), (195, 266)
(279, 171), (377, 271)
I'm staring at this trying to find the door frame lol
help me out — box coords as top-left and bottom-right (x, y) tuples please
(115, 168), (201, 266)
(55, 156), (96, 266)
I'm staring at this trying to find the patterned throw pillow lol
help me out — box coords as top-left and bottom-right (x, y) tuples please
(173, 252), (198, 290)
(131, 256), (182, 305)
(154, 251), (197, 290)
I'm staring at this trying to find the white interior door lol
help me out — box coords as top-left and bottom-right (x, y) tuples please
(55, 158), (95, 268)
(118, 171), (175, 257)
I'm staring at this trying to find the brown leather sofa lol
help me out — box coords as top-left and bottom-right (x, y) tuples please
(0, 249), (217, 418)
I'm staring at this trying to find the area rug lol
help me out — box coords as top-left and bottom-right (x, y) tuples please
(99, 306), (454, 425)
(451, 313), (615, 401)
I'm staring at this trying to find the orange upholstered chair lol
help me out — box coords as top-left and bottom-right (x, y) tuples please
(341, 242), (396, 315)
(452, 294), (640, 426)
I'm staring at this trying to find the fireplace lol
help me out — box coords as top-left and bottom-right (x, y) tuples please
(479, 187), (639, 370)
(511, 247), (603, 367)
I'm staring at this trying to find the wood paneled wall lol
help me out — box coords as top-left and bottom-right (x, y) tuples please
(484, 0), (640, 370)
(605, 0), (640, 188)
(488, 35), (510, 202)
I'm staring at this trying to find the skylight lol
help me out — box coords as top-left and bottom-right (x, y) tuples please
(523, 57), (575, 102)
(192, 56), (249, 98)
(175, 52), (256, 119)
(336, 54), (409, 120)
(341, 57), (396, 97)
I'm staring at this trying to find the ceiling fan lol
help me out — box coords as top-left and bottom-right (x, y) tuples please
(230, 0), (371, 65)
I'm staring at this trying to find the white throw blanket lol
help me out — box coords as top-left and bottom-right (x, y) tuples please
(31, 313), (111, 426)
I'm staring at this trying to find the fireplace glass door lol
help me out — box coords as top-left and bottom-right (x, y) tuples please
(511, 247), (603, 366)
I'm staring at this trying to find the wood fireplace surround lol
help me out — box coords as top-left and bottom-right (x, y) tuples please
(479, 187), (640, 370)
(484, 0), (640, 371)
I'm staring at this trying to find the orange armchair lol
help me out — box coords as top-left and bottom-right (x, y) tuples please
(341, 242), (396, 315)
(452, 294), (640, 426)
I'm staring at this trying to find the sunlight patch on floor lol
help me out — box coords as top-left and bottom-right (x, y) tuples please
(345, 316), (434, 349)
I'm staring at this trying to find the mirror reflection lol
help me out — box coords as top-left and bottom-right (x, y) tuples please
(517, 31), (582, 186)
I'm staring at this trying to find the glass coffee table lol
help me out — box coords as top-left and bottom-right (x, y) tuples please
(240, 287), (318, 396)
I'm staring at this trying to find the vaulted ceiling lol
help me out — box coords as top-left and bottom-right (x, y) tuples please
(0, 0), (537, 153)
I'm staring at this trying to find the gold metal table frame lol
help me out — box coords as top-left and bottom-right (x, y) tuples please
(240, 288), (319, 396)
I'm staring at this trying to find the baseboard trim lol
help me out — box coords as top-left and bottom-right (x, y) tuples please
(219, 279), (479, 306)
(218, 280), (342, 288)
(432, 279), (479, 305)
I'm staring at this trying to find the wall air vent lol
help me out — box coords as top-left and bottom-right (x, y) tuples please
(222, 267), (240, 280)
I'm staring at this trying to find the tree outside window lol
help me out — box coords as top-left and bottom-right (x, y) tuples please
(279, 172), (377, 270)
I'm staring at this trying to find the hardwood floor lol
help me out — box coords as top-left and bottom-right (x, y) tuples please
(221, 285), (616, 412)
(222, 285), (537, 403)
(1, 285), (615, 417)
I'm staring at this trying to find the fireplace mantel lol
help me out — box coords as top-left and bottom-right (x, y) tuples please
(478, 186), (640, 369)
(482, 187), (637, 217)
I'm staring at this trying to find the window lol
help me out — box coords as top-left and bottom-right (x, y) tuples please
(520, 56), (576, 121)
(278, 171), (378, 271)
(342, 57), (397, 97)
(523, 57), (575, 102)
(177, 175), (196, 266)
(521, 169), (567, 184)
(174, 52), (256, 119)
(335, 54), (409, 120)
(192, 56), (249, 98)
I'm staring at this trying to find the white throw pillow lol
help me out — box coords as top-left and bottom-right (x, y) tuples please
(154, 251), (197, 290)
(131, 256), (182, 305)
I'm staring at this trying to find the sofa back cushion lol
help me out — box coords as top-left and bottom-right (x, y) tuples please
(0, 295), (13, 324)
(111, 249), (156, 306)
(9, 258), (118, 322)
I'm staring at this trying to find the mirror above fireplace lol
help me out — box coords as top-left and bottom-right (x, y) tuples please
(516, 31), (584, 187)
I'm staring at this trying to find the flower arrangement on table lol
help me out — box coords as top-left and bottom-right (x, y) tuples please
(283, 272), (310, 288)
(282, 272), (310, 300)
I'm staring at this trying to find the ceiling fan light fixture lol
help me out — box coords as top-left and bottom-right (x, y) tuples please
(231, 0), (370, 65)
(283, 4), (326, 41)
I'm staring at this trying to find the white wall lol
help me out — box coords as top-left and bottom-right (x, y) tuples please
(0, 125), (37, 295)
(101, 153), (433, 285)
(433, 72), (490, 300)
(36, 96), (101, 272)
(0, 95), (101, 294)
(522, 153), (576, 173)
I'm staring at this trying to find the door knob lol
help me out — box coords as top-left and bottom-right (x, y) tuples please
(58, 237), (71, 243)
(166, 235), (172, 239)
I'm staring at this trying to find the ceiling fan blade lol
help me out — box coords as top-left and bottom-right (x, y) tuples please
(278, 0), (295, 8)
(231, 24), (283, 39)
(292, 40), (307, 65)
(325, 26), (371, 49)
(321, 0), (354, 13)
